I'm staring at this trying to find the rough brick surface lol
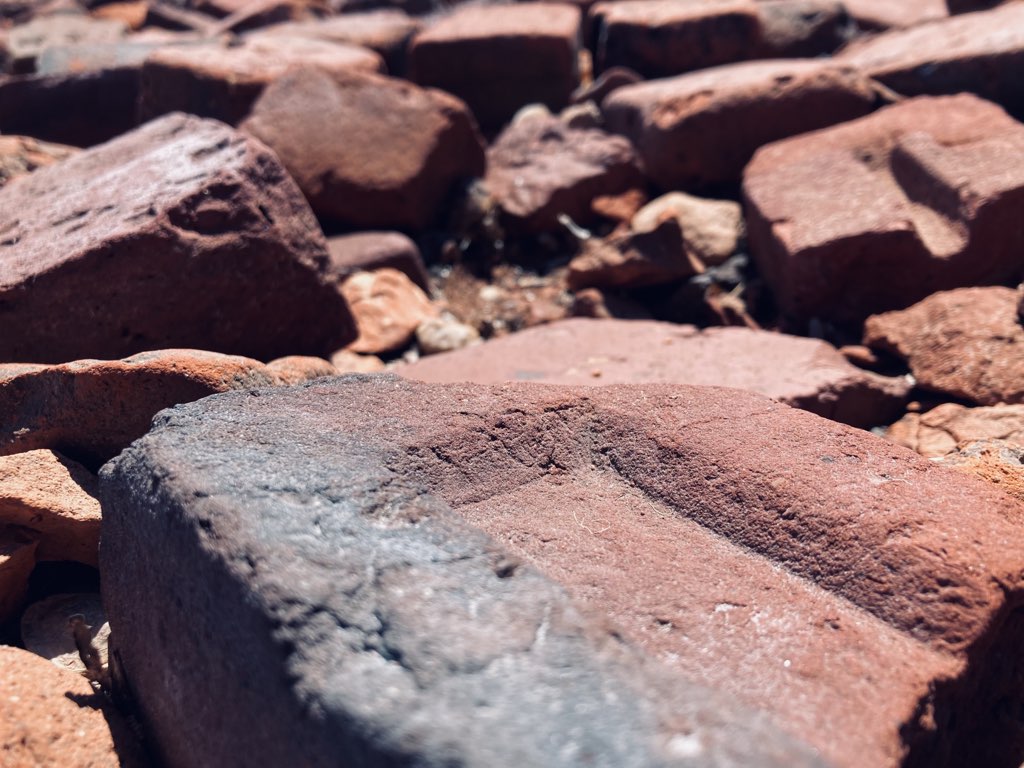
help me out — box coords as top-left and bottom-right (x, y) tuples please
(842, 0), (946, 29)
(590, 0), (762, 78)
(399, 318), (909, 427)
(101, 376), (1024, 767)
(591, 0), (849, 78)
(0, 113), (355, 363)
(251, 10), (422, 74)
(409, 3), (581, 129)
(603, 59), (876, 189)
(0, 645), (141, 767)
(864, 286), (1024, 405)
(100, 380), (832, 768)
(744, 95), (1024, 322)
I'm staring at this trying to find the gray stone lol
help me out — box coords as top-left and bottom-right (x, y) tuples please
(100, 376), (1024, 767)
(99, 378), (827, 768)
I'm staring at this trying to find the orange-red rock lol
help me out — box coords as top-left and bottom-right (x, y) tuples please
(864, 286), (1024, 404)
(325, 232), (429, 293)
(342, 269), (439, 355)
(101, 375), (1024, 767)
(0, 645), (138, 767)
(590, 0), (849, 78)
(590, 0), (761, 78)
(888, 403), (1024, 458)
(251, 10), (422, 74)
(484, 111), (640, 233)
(934, 439), (1024, 503)
(0, 113), (355, 363)
(0, 450), (100, 567)
(745, 96), (1024, 322)
(840, 3), (1024, 118)
(0, 349), (340, 468)
(567, 219), (702, 289)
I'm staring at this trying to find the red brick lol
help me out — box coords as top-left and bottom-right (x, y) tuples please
(864, 286), (1024, 405)
(241, 67), (484, 230)
(409, 3), (581, 130)
(603, 58), (875, 189)
(744, 95), (1024, 322)
(840, 3), (1024, 118)
(399, 317), (910, 427)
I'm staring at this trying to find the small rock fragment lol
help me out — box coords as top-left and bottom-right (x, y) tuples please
(416, 315), (481, 356)
(568, 219), (702, 290)
(342, 269), (439, 355)
(21, 592), (109, 676)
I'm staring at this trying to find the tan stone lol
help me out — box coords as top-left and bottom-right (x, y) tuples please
(21, 593), (109, 676)
(0, 135), (77, 189)
(0, 450), (100, 567)
(631, 191), (742, 267)
(329, 349), (386, 374)
(265, 356), (337, 386)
